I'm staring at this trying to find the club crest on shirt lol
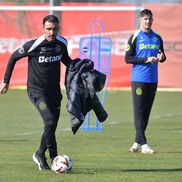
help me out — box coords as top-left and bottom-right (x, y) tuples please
(152, 36), (158, 42)
(55, 45), (61, 53)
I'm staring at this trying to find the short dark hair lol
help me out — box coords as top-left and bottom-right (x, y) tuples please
(140, 9), (153, 17)
(43, 15), (59, 26)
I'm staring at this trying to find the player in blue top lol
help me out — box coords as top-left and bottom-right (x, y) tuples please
(125, 9), (166, 154)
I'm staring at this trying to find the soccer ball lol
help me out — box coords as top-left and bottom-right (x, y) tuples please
(51, 155), (72, 173)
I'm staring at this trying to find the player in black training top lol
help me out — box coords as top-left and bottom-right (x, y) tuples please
(0, 15), (72, 170)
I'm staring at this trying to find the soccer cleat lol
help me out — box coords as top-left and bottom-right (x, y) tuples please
(141, 144), (154, 154)
(129, 142), (139, 153)
(32, 151), (50, 170)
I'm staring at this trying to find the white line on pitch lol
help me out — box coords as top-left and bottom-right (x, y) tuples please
(14, 132), (33, 136)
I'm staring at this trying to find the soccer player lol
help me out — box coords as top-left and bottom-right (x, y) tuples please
(0, 15), (72, 169)
(125, 9), (166, 154)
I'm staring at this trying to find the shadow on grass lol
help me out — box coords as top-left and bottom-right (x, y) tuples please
(0, 139), (28, 143)
(71, 167), (182, 174)
(123, 168), (182, 173)
(159, 151), (182, 154)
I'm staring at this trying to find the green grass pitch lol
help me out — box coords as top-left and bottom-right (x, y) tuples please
(0, 89), (182, 182)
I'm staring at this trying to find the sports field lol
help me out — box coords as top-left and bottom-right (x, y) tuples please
(0, 89), (181, 182)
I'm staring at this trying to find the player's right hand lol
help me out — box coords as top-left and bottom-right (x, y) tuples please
(0, 82), (9, 94)
(147, 56), (158, 64)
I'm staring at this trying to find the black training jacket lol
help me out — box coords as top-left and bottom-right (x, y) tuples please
(65, 58), (108, 134)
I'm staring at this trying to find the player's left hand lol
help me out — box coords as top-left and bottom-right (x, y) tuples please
(0, 82), (9, 94)
(157, 50), (166, 63)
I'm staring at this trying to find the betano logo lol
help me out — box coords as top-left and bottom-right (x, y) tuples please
(38, 55), (62, 63)
(139, 44), (159, 50)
